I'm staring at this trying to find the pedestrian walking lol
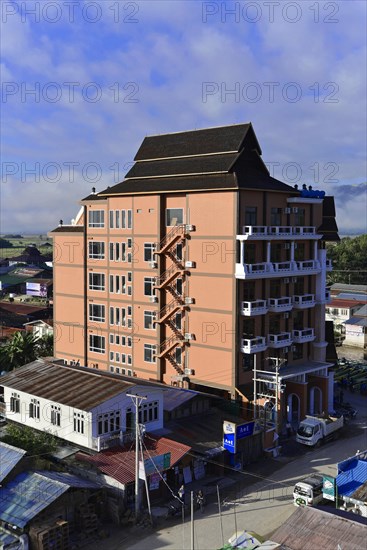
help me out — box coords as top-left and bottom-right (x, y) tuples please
(286, 421), (293, 438)
(178, 484), (185, 503)
(196, 489), (205, 513)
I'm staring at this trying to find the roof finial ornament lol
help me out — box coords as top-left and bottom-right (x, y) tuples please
(92, 187), (96, 194)
(59, 219), (63, 226)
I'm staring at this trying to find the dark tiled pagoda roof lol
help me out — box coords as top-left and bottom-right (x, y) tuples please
(318, 196), (340, 242)
(134, 123), (256, 160)
(93, 122), (297, 197)
(49, 226), (84, 233)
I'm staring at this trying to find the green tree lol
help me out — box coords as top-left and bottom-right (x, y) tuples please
(0, 331), (38, 371)
(1, 424), (58, 454)
(327, 235), (367, 285)
(37, 333), (54, 357)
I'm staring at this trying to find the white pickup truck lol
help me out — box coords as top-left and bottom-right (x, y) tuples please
(296, 414), (344, 446)
(293, 474), (324, 507)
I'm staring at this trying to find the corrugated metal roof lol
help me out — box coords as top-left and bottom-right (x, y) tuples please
(0, 472), (69, 528)
(0, 360), (134, 410)
(337, 293), (367, 302)
(345, 317), (367, 327)
(271, 506), (366, 550)
(76, 436), (190, 485)
(0, 442), (26, 483)
(0, 471), (99, 528)
(336, 459), (367, 497)
(0, 529), (19, 546)
(35, 470), (100, 488)
(162, 388), (196, 412)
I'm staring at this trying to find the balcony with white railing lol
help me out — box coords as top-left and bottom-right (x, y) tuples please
(293, 294), (315, 309)
(235, 262), (272, 279)
(293, 226), (318, 238)
(243, 226), (268, 238)
(268, 296), (293, 313)
(296, 259), (321, 273)
(292, 328), (315, 343)
(273, 261), (294, 274)
(267, 332), (293, 348)
(240, 226), (320, 240)
(326, 259), (333, 271)
(240, 300), (268, 316)
(268, 226), (292, 237)
(240, 336), (267, 354)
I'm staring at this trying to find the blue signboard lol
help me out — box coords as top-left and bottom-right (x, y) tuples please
(223, 433), (236, 454)
(236, 422), (255, 439)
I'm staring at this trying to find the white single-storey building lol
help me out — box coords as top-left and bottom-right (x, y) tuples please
(0, 359), (164, 451)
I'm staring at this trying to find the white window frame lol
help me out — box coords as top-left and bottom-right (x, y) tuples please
(89, 304), (105, 323)
(88, 241), (105, 259)
(144, 243), (155, 262)
(144, 311), (156, 330)
(73, 411), (85, 434)
(29, 398), (40, 420)
(144, 277), (155, 296)
(50, 404), (61, 426)
(89, 335), (105, 354)
(166, 208), (183, 227)
(88, 210), (105, 228)
(144, 343), (156, 363)
(89, 272), (105, 291)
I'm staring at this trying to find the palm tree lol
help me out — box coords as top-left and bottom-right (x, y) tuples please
(0, 331), (38, 372)
(37, 333), (54, 357)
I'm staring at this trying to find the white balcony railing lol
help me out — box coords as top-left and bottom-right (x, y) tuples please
(91, 431), (127, 451)
(236, 259), (321, 279)
(240, 336), (267, 354)
(296, 260), (320, 272)
(240, 300), (268, 316)
(268, 226), (292, 237)
(293, 226), (316, 236)
(240, 226), (319, 239)
(292, 328), (315, 343)
(267, 332), (293, 348)
(268, 297), (293, 312)
(243, 226), (267, 238)
(293, 294), (315, 309)
(273, 261), (293, 273)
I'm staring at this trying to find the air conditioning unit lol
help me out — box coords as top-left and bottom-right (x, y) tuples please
(283, 312), (289, 319)
(292, 207), (299, 214)
(282, 278), (290, 284)
(184, 333), (194, 341)
(284, 207), (291, 214)
(149, 296), (158, 303)
(149, 261), (158, 268)
(185, 297), (195, 305)
(185, 224), (195, 232)
(184, 368), (194, 376)
(185, 261), (196, 268)
(284, 243), (290, 250)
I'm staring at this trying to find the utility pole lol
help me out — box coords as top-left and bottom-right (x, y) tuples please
(191, 490), (194, 550)
(126, 392), (147, 522)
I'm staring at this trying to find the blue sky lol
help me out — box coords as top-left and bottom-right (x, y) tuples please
(1, 0), (366, 234)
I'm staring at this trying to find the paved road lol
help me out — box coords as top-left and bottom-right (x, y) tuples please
(84, 388), (366, 550)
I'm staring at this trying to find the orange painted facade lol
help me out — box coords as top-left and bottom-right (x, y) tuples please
(49, 124), (338, 430)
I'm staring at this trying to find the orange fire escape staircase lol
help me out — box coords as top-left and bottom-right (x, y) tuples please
(153, 224), (195, 376)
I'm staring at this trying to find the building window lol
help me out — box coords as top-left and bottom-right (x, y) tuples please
(29, 398), (40, 419)
(245, 207), (257, 226)
(138, 401), (159, 423)
(115, 210), (120, 228)
(294, 208), (305, 226)
(116, 352), (120, 362)
(166, 208), (183, 226)
(127, 209), (132, 229)
(73, 412), (85, 434)
(89, 335), (105, 354)
(144, 311), (156, 330)
(144, 277), (155, 296)
(88, 210), (105, 228)
(89, 273), (105, 291)
(144, 343), (156, 363)
(176, 243), (183, 261)
(10, 392), (20, 413)
(127, 337), (132, 347)
(51, 404), (61, 426)
(270, 207), (282, 226)
(175, 346), (182, 365)
(110, 306), (114, 325)
(293, 344), (303, 360)
(88, 241), (105, 259)
(242, 354), (254, 371)
(109, 211), (114, 229)
(89, 304), (105, 322)
(144, 243), (155, 262)
(97, 410), (121, 435)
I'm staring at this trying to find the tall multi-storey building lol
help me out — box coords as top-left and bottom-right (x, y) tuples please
(50, 123), (338, 428)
